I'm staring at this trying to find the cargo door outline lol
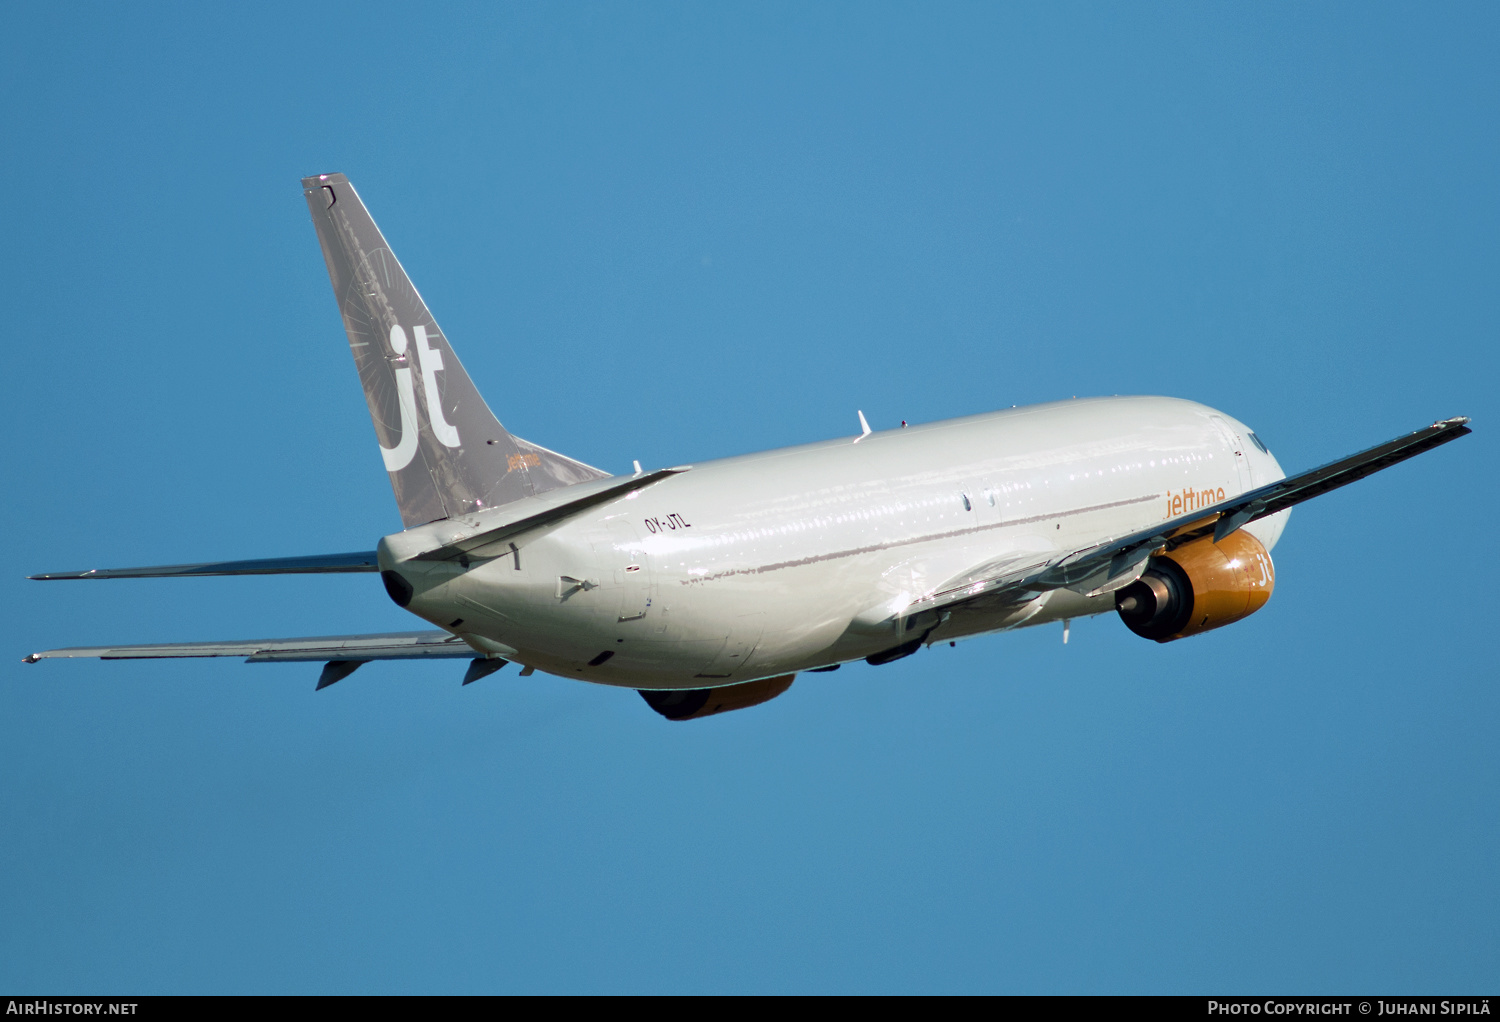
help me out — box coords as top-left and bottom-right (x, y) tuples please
(1210, 416), (1253, 494)
(607, 519), (651, 622)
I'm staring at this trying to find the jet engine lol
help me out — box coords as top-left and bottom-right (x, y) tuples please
(1114, 529), (1275, 642)
(638, 674), (796, 721)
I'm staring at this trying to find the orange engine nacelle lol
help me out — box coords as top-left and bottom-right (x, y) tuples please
(638, 674), (796, 721)
(1114, 529), (1275, 642)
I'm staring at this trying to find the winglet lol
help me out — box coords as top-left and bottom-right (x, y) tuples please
(855, 410), (872, 442)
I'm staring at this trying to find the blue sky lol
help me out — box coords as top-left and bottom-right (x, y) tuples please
(2, 2), (1496, 993)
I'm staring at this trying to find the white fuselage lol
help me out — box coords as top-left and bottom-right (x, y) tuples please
(383, 396), (1288, 689)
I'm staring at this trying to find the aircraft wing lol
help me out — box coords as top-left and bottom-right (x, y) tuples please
(913, 416), (1472, 615)
(23, 630), (477, 664)
(29, 551), (379, 580)
(21, 629), (500, 689)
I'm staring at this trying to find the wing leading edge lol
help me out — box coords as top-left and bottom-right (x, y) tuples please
(914, 416), (1472, 615)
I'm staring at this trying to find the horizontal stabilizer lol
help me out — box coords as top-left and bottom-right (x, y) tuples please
(23, 630), (479, 664)
(29, 551), (379, 581)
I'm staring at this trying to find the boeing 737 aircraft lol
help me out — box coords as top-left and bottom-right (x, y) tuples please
(23, 174), (1472, 720)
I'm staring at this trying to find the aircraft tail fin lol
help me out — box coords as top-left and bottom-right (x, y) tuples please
(302, 173), (609, 527)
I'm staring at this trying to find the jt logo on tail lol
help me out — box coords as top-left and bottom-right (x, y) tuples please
(304, 172), (610, 524)
(381, 323), (461, 471)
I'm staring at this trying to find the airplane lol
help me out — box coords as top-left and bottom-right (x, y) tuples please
(22, 173), (1472, 721)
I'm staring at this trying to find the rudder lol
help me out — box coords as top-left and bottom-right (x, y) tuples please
(302, 173), (608, 526)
